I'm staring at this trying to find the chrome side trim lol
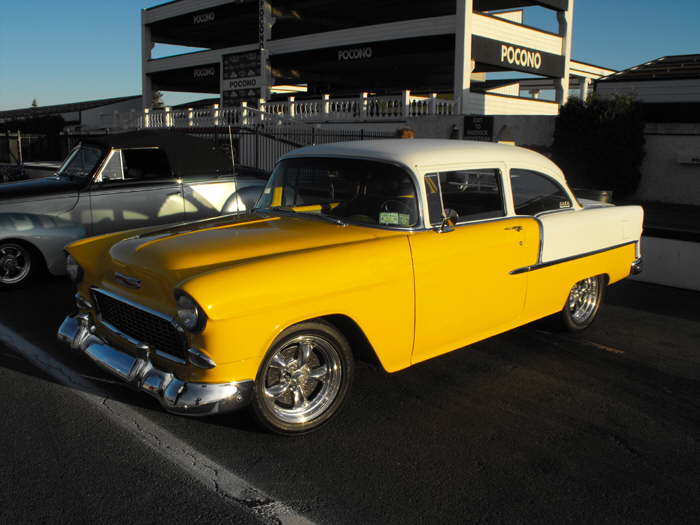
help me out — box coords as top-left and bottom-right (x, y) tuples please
(57, 313), (253, 417)
(510, 240), (638, 275)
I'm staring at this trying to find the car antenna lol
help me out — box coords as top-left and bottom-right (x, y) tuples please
(228, 125), (239, 211)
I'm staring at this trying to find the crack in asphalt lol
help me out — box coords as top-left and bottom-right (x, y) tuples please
(610, 433), (644, 459)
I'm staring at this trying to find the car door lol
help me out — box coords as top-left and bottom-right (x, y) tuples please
(88, 148), (185, 236)
(409, 165), (538, 365)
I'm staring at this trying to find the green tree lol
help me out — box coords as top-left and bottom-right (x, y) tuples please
(31, 99), (38, 107)
(551, 94), (645, 199)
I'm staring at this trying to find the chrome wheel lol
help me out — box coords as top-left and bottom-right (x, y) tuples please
(566, 276), (601, 325)
(261, 335), (342, 425)
(0, 243), (32, 285)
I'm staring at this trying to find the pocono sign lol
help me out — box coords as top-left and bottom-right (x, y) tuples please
(472, 36), (564, 77)
(500, 44), (542, 70)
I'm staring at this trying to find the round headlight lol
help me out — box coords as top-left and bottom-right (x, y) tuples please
(176, 293), (205, 332)
(65, 254), (83, 284)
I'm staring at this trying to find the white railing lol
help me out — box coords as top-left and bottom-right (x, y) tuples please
(119, 90), (458, 130)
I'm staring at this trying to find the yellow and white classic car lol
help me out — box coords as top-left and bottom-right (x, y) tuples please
(58, 139), (643, 434)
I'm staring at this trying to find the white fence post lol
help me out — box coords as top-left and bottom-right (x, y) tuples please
(322, 94), (330, 119)
(402, 90), (411, 118)
(129, 109), (136, 129)
(212, 104), (220, 126)
(259, 98), (267, 124)
(143, 108), (150, 128)
(430, 93), (438, 115)
(241, 101), (249, 127)
(360, 92), (368, 120)
(288, 96), (296, 119)
(188, 107), (194, 127)
(165, 106), (173, 127)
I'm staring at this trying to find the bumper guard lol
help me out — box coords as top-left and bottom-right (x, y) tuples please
(57, 313), (253, 417)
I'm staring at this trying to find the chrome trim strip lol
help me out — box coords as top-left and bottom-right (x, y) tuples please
(114, 272), (142, 289)
(155, 349), (187, 365)
(510, 240), (638, 275)
(188, 347), (217, 369)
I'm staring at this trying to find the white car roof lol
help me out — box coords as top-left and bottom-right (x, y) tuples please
(281, 139), (567, 183)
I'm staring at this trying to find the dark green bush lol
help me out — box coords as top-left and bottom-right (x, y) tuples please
(551, 94), (645, 199)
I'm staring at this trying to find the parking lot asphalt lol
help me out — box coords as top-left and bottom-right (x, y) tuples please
(1, 276), (699, 524)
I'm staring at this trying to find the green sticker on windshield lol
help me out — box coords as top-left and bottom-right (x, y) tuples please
(379, 212), (410, 226)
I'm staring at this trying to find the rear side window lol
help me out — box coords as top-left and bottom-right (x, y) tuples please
(122, 148), (172, 181)
(424, 168), (505, 225)
(510, 169), (572, 215)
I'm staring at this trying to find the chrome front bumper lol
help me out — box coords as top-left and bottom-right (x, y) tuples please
(57, 313), (253, 417)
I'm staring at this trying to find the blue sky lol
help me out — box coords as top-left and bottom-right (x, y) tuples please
(1, 0), (698, 111)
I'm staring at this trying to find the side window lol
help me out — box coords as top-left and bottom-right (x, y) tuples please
(424, 168), (505, 225)
(510, 169), (572, 216)
(121, 148), (172, 181)
(98, 150), (124, 182)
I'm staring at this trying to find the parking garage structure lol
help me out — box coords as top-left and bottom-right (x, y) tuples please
(141, 0), (610, 116)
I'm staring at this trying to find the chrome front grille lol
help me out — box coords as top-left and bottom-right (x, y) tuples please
(92, 289), (187, 361)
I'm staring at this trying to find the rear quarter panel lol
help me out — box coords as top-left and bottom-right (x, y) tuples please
(518, 205), (643, 324)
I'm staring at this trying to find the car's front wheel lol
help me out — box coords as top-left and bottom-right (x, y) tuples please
(560, 275), (605, 332)
(0, 241), (36, 288)
(251, 321), (354, 434)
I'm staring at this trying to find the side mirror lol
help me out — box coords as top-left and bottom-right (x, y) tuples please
(437, 216), (455, 233)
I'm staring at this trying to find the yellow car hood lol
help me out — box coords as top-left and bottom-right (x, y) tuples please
(108, 212), (384, 280)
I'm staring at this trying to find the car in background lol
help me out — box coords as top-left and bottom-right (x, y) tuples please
(58, 139), (643, 434)
(0, 131), (267, 287)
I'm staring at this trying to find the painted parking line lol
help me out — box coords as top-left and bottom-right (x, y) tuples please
(0, 322), (313, 525)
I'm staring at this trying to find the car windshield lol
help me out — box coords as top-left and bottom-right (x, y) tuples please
(56, 144), (104, 179)
(256, 157), (420, 228)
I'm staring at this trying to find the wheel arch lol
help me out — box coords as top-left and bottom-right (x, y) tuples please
(318, 314), (384, 369)
(0, 237), (48, 272)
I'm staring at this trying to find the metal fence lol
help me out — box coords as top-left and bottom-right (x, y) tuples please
(60, 126), (395, 174)
(0, 132), (64, 163)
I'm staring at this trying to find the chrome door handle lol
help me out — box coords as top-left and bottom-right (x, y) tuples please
(504, 225), (523, 232)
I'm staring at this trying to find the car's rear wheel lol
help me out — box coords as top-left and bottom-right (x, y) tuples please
(0, 241), (35, 288)
(251, 321), (353, 434)
(560, 275), (605, 332)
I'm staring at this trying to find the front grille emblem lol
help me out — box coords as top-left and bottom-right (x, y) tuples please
(114, 272), (142, 289)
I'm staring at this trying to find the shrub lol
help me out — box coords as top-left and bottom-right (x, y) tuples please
(551, 94), (645, 199)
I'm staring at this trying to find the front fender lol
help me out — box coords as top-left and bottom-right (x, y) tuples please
(0, 212), (86, 275)
(182, 235), (416, 374)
